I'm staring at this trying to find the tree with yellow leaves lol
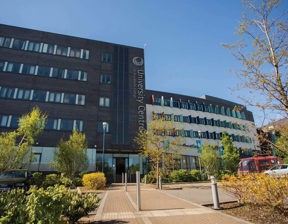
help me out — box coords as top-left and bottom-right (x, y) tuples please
(134, 118), (182, 187)
(0, 107), (46, 172)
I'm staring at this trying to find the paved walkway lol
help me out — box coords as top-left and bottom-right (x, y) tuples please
(85, 183), (252, 224)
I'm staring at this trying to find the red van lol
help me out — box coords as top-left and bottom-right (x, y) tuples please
(238, 156), (279, 174)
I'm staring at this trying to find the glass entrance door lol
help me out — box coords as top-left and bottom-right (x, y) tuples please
(113, 157), (128, 182)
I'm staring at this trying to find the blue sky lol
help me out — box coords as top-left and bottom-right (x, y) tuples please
(1, 0), (287, 126)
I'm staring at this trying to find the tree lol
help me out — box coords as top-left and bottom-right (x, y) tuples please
(200, 144), (220, 176)
(274, 122), (288, 162)
(221, 131), (240, 173)
(0, 107), (46, 172)
(53, 130), (88, 179)
(134, 118), (182, 187)
(225, 0), (288, 120)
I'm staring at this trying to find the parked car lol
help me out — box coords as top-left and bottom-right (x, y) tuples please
(0, 169), (28, 191)
(264, 164), (288, 177)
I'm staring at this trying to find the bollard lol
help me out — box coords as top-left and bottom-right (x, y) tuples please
(136, 171), (141, 211)
(122, 172), (124, 184)
(210, 176), (220, 210)
(124, 172), (127, 192)
(159, 176), (162, 190)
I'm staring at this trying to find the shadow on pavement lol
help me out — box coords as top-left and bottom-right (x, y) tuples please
(91, 220), (129, 224)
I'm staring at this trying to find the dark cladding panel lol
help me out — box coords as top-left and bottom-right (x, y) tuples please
(112, 46), (129, 145)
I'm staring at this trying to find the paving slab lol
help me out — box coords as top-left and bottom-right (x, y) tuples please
(90, 184), (252, 224)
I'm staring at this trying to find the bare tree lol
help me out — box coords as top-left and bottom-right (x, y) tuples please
(225, 0), (288, 122)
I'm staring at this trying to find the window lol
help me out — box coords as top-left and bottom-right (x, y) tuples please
(99, 97), (110, 107)
(46, 118), (58, 130)
(207, 119), (212, 126)
(209, 104), (214, 113)
(221, 106), (225, 115)
(241, 112), (246, 120)
(0, 37), (5, 46)
(199, 118), (205, 125)
(100, 74), (111, 84)
(215, 105), (219, 114)
(63, 93), (76, 104)
(82, 49), (90, 60)
(48, 92), (62, 103)
(27, 41), (41, 52)
(0, 115), (9, 127)
(204, 104), (210, 112)
(0, 61), (5, 71)
(67, 70), (79, 80)
(60, 119), (73, 131)
(12, 39), (26, 50)
(74, 120), (83, 131)
(183, 116), (190, 123)
(236, 111), (242, 119)
(232, 110), (236, 118)
(10, 116), (19, 128)
(56, 45), (68, 56)
(181, 102), (189, 109)
(79, 71), (87, 81)
(226, 107), (231, 116)
(198, 104), (204, 111)
(173, 101), (180, 108)
(97, 122), (109, 133)
(16, 89), (31, 100)
(6, 62), (21, 73)
(33, 90), (46, 102)
(189, 102), (197, 110)
(154, 97), (161, 105)
(101, 53), (112, 63)
(0, 87), (15, 99)
(69, 48), (81, 58)
(77, 95), (85, 105)
(0, 37), (12, 47)
(183, 130), (191, 137)
(42, 43), (55, 54)
(37, 66), (51, 77)
(165, 114), (172, 121)
(52, 67), (65, 79)
(22, 64), (36, 75)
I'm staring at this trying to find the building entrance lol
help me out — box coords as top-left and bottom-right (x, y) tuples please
(113, 157), (128, 182)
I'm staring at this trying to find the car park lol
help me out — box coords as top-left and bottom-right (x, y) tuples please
(264, 164), (288, 177)
(0, 169), (28, 191)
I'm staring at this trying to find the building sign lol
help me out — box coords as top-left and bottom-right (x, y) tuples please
(133, 57), (145, 132)
(132, 57), (144, 66)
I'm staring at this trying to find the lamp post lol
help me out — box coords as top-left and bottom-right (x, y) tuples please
(94, 145), (97, 171)
(102, 122), (107, 173)
(198, 131), (202, 173)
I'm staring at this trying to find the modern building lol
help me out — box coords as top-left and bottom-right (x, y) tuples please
(146, 90), (259, 169)
(257, 118), (288, 155)
(0, 24), (258, 181)
(0, 24), (146, 181)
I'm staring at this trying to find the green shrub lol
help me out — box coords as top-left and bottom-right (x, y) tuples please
(29, 172), (45, 187)
(60, 176), (73, 188)
(26, 185), (68, 223)
(170, 169), (192, 182)
(0, 189), (28, 224)
(43, 174), (60, 188)
(82, 172), (106, 190)
(63, 192), (99, 223)
(73, 177), (83, 187)
(190, 170), (202, 181)
(0, 185), (99, 223)
(142, 171), (156, 184)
